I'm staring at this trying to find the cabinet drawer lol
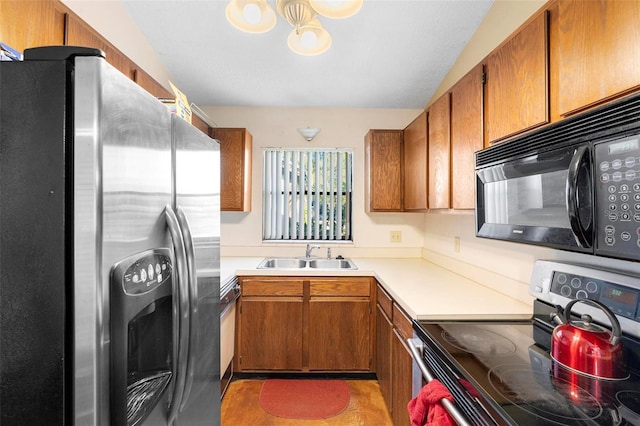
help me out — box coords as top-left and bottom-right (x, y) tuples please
(241, 278), (303, 297)
(392, 303), (413, 341)
(310, 278), (371, 297)
(376, 284), (393, 318)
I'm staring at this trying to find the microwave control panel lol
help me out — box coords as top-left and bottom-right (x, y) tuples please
(594, 134), (640, 261)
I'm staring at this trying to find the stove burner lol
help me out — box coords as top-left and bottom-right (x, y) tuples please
(488, 363), (603, 424)
(441, 325), (517, 356)
(617, 390), (640, 424)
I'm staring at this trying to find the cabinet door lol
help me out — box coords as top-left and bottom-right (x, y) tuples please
(450, 64), (484, 209)
(557, 0), (640, 116)
(391, 328), (413, 426)
(403, 112), (428, 211)
(365, 130), (403, 212)
(376, 303), (393, 411)
(212, 128), (252, 212)
(485, 11), (548, 143)
(308, 298), (370, 370)
(0, 0), (66, 53)
(427, 94), (451, 209)
(237, 297), (303, 371)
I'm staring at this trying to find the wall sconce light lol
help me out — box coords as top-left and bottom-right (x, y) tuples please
(298, 127), (320, 141)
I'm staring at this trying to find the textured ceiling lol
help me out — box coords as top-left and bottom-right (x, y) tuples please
(121, 0), (493, 109)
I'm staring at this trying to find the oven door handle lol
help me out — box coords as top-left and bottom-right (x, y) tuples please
(407, 338), (472, 426)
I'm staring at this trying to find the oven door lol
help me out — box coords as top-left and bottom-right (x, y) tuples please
(407, 336), (476, 426)
(475, 143), (593, 252)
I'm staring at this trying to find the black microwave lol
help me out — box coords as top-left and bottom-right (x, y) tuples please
(475, 96), (640, 262)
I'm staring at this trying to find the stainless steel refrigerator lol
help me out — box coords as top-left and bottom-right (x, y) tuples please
(0, 46), (220, 425)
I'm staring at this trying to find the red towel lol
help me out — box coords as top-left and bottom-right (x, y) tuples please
(407, 379), (456, 426)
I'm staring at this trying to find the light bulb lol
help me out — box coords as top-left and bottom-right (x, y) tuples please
(243, 3), (262, 24)
(300, 30), (318, 49)
(308, 0), (363, 19)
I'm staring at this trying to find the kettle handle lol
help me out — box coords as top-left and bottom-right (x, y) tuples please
(565, 299), (622, 345)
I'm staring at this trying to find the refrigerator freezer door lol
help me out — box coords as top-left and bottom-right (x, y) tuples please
(0, 58), (70, 426)
(74, 57), (173, 425)
(171, 115), (221, 424)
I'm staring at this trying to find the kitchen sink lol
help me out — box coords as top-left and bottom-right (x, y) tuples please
(257, 258), (307, 269)
(308, 259), (357, 269)
(256, 257), (357, 270)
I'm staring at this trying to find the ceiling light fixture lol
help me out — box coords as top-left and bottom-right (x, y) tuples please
(298, 127), (321, 141)
(225, 0), (363, 55)
(287, 19), (331, 56)
(225, 0), (277, 33)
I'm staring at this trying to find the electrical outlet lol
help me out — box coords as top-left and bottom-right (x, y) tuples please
(454, 236), (460, 253)
(390, 231), (402, 243)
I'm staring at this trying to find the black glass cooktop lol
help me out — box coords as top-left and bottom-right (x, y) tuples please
(414, 320), (640, 425)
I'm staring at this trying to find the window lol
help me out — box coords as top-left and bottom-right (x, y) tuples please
(263, 148), (353, 241)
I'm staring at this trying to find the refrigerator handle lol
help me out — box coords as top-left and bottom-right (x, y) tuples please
(175, 206), (197, 411)
(164, 205), (190, 425)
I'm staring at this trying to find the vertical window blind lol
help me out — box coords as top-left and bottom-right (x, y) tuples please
(263, 148), (353, 241)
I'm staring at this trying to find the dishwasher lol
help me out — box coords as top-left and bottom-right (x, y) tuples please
(220, 277), (240, 398)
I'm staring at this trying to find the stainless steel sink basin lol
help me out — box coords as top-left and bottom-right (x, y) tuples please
(257, 258), (307, 269)
(256, 257), (357, 270)
(308, 259), (357, 269)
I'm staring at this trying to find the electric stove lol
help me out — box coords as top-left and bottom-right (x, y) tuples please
(411, 260), (640, 425)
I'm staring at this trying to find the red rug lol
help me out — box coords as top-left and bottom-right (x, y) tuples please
(259, 379), (350, 420)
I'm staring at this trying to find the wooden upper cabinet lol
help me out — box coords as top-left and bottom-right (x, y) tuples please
(365, 130), (403, 212)
(403, 111), (428, 211)
(66, 12), (136, 80)
(0, 0), (66, 52)
(427, 94), (451, 209)
(485, 11), (548, 144)
(134, 68), (173, 100)
(450, 64), (483, 210)
(190, 114), (211, 136)
(556, 0), (640, 116)
(212, 128), (253, 212)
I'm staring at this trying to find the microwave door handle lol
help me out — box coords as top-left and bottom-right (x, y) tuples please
(165, 205), (190, 425)
(566, 145), (592, 248)
(175, 206), (197, 412)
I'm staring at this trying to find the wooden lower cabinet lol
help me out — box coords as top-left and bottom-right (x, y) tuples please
(391, 328), (413, 426)
(236, 278), (303, 371)
(376, 283), (413, 426)
(376, 302), (393, 410)
(236, 276), (374, 372)
(238, 297), (303, 370)
(309, 298), (370, 370)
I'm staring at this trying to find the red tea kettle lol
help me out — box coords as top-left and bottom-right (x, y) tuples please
(550, 298), (627, 380)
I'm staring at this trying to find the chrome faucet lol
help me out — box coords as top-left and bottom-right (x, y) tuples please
(305, 243), (321, 258)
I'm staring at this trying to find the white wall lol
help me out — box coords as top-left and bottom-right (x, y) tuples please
(202, 106), (425, 259)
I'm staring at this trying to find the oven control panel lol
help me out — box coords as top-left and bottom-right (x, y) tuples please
(594, 134), (640, 261)
(530, 260), (640, 338)
(549, 271), (639, 319)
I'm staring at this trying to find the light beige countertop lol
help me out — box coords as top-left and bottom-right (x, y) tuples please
(221, 257), (533, 321)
